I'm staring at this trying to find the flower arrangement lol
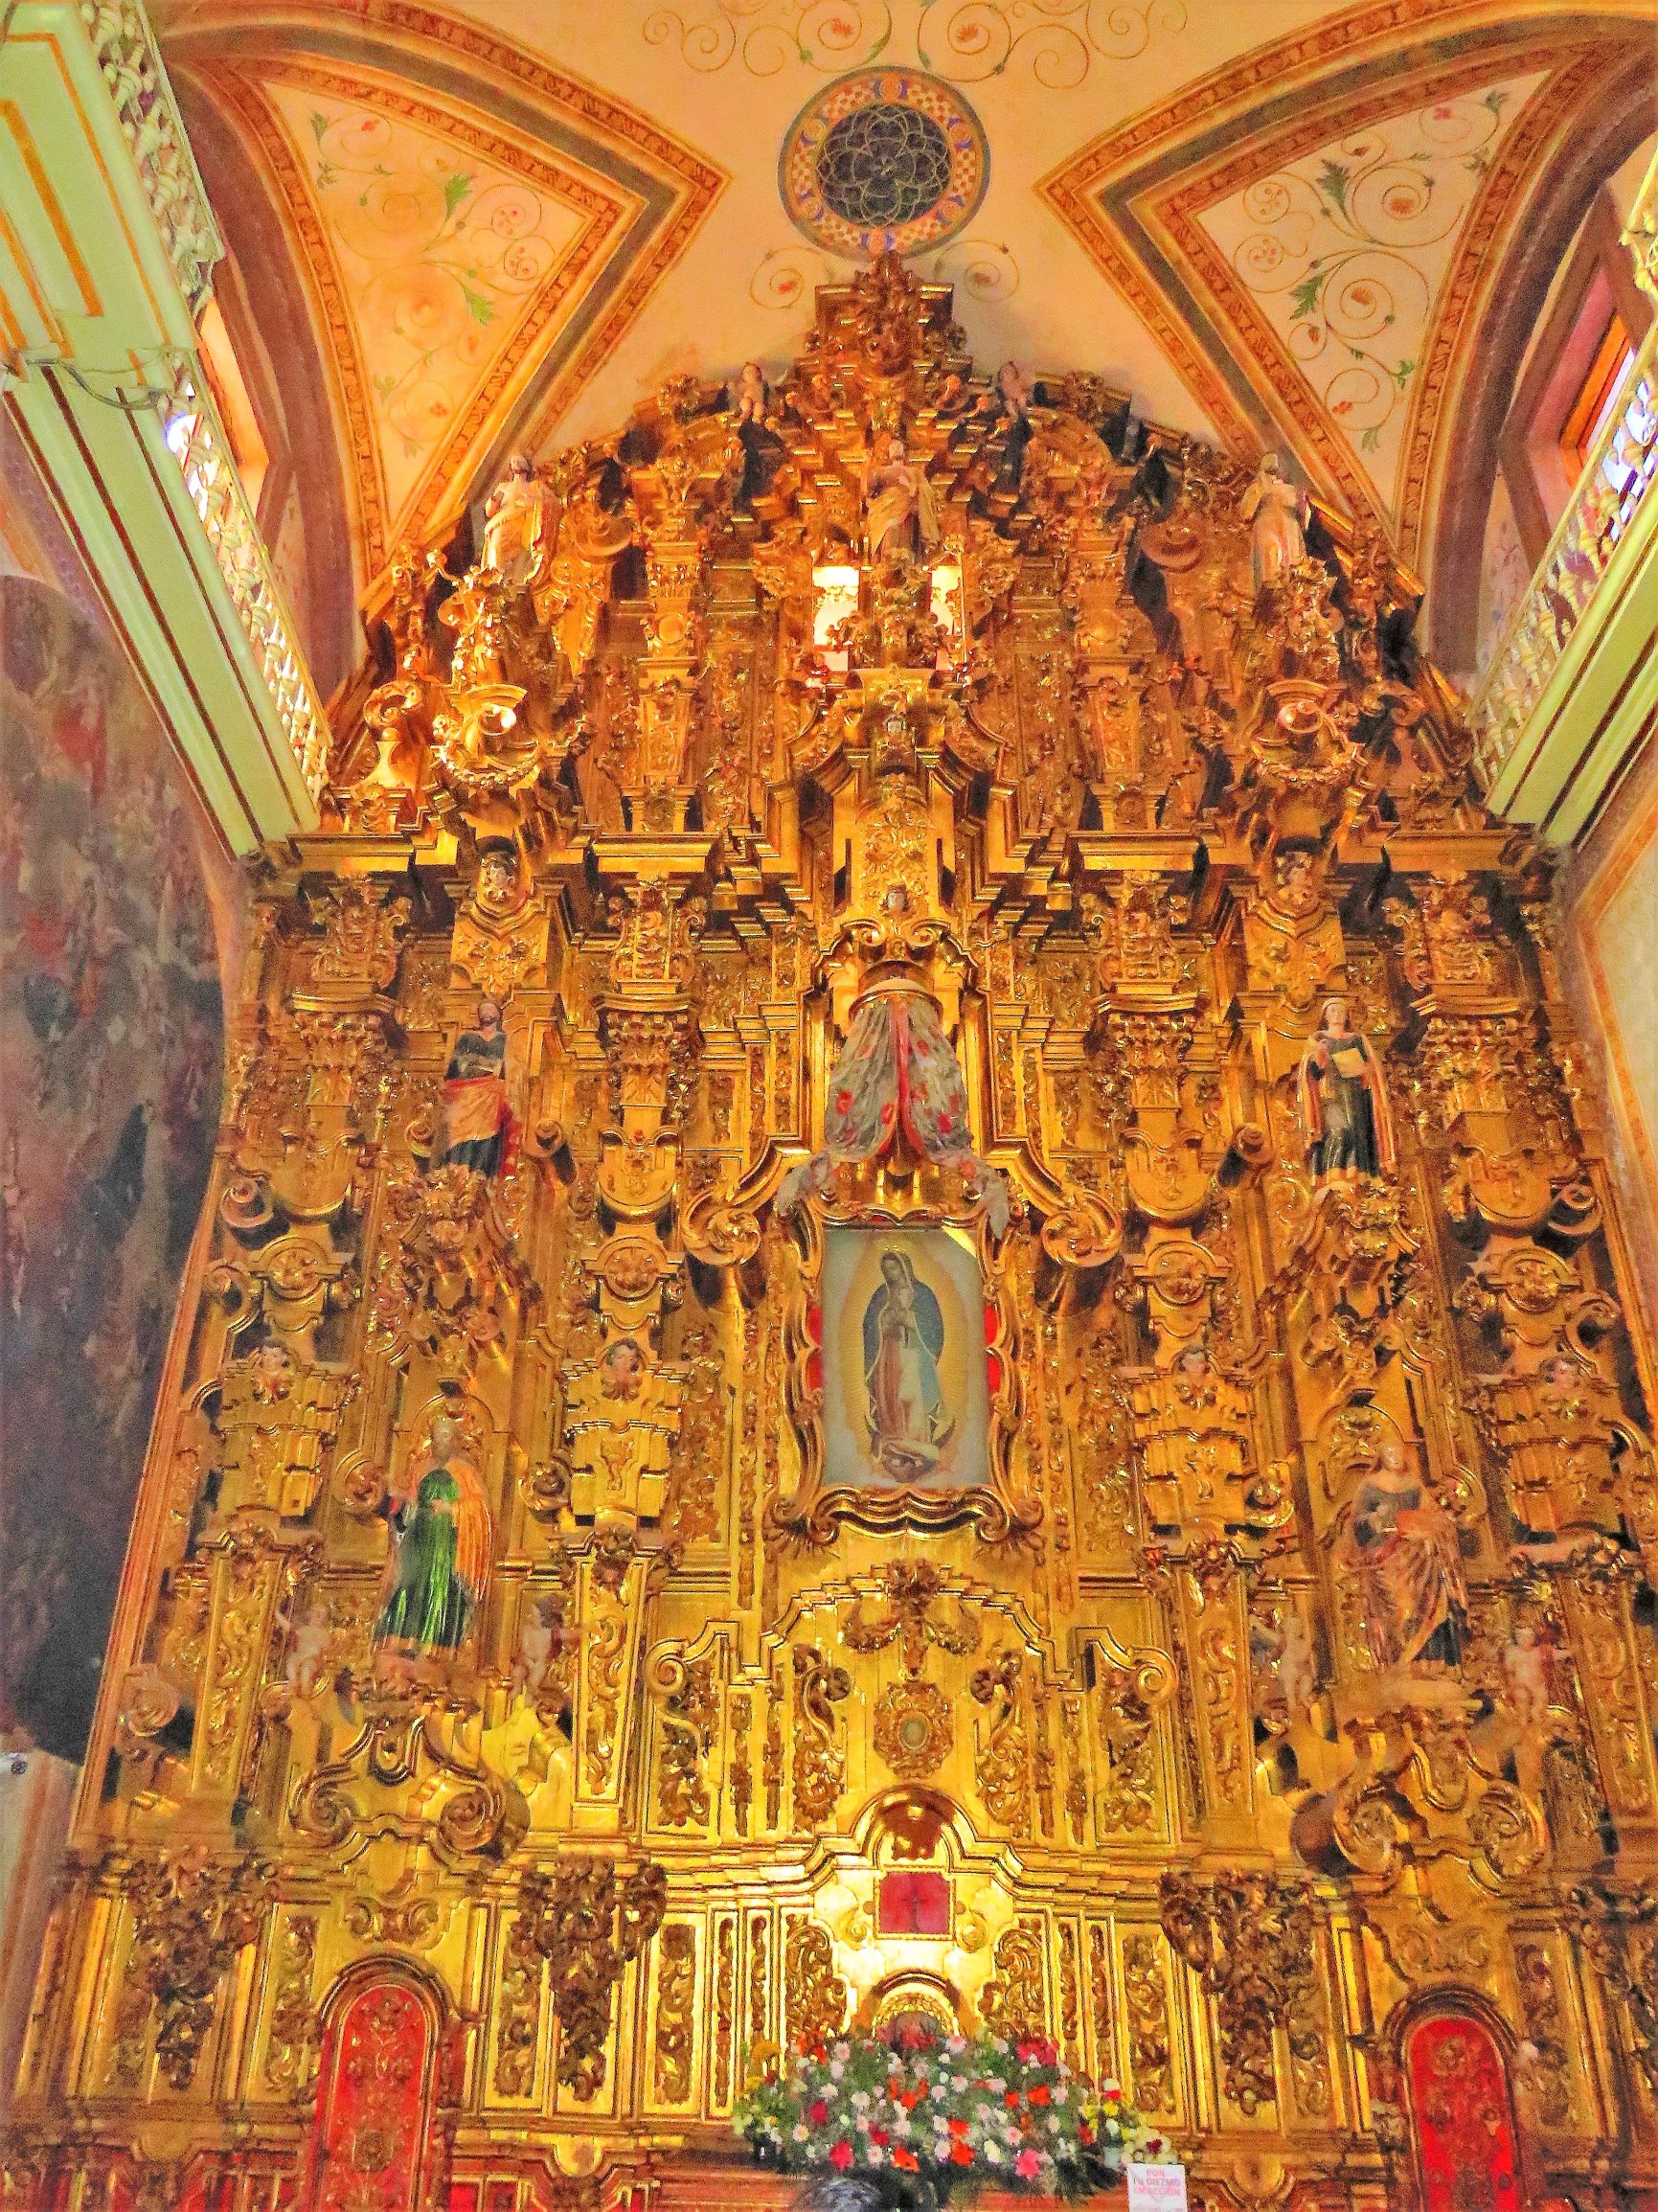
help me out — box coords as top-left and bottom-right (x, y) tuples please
(734, 2022), (1171, 2204)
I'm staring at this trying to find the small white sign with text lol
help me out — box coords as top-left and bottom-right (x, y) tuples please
(1126, 2165), (1189, 2211)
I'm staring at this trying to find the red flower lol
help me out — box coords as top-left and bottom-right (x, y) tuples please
(1004, 2091), (1021, 2110)
(807, 2100), (829, 2127)
(951, 2143), (974, 2167)
(835, 1089), (853, 1112)
(1029, 2085), (1051, 2108)
(871, 2129), (890, 2149)
(937, 1112), (952, 1131)
(829, 2142), (853, 2173)
(1079, 2124), (1095, 2146)
(947, 2117), (969, 2137)
(894, 2149), (920, 2172)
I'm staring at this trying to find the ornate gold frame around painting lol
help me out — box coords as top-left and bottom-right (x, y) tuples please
(770, 1179), (1036, 1545)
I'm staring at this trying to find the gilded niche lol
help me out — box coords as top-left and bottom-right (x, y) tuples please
(11, 256), (1658, 2212)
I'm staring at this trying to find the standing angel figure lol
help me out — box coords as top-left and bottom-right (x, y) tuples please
(862, 432), (940, 562)
(1297, 996), (1396, 1184)
(375, 1412), (490, 1664)
(480, 453), (546, 582)
(864, 1249), (955, 1479)
(1240, 451), (1309, 589)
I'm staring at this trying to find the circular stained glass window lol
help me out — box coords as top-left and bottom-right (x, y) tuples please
(817, 103), (953, 231)
(780, 70), (988, 260)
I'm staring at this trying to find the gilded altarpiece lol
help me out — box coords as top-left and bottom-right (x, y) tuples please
(8, 262), (1658, 2212)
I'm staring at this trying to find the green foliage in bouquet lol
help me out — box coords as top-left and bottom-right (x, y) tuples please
(734, 2022), (1170, 2202)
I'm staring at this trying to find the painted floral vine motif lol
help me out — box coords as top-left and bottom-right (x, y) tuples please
(646, 0), (1186, 81)
(274, 90), (571, 497)
(1202, 79), (1540, 495)
(915, 0), (1188, 83)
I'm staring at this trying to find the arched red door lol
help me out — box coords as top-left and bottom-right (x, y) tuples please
(1404, 2010), (1527, 2212)
(307, 1973), (440, 2212)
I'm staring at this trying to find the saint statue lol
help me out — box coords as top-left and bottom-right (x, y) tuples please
(1335, 1435), (1465, 1672)
(375, 1412), (490, 1663)
(1297, 996), (1396, 1184)
(480, 453), (546, 583)
(1240, 452), (1308, 589)
(435, 997), (518, 1180)
(862, 433), (940, 563)
(864, 1249), (954, 1479)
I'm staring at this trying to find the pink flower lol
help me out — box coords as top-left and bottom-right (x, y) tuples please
(1015, 2148), (1043, 2179)
(829, 2141), (853, 2172)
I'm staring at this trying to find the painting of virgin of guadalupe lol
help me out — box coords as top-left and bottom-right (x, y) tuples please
(821, 1225), (989, 1495)
(864, 1251), (955, 1478)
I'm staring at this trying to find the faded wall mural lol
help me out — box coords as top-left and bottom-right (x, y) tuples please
(0, 578), (223, 1761)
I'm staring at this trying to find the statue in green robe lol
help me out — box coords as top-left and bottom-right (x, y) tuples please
(375, 1414), (490, 1662)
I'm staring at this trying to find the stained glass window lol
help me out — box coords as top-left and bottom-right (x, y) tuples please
(815, 102), (952, 232)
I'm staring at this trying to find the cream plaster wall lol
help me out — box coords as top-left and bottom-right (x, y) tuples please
(1560, 728), (1658, 1336)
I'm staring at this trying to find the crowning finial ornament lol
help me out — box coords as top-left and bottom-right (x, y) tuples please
(11, 250), (1658, 2212)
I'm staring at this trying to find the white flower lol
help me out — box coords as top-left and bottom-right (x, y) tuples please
(792, 2125), (808, 2144)
(984, 2142), (1004, 2166)
(865, 2144), (886, 2167)
(855, 2115), (871, 2134)
(829, 2061), (846, 2081)
(832, 2042), (851, 2063)
(947, 2037), (966, 2056)
(1048, 2115), (1061, 2133)
(852, 2091), (870, 2110)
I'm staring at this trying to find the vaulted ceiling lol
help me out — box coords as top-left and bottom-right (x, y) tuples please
(155, 0), (1655, 638)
